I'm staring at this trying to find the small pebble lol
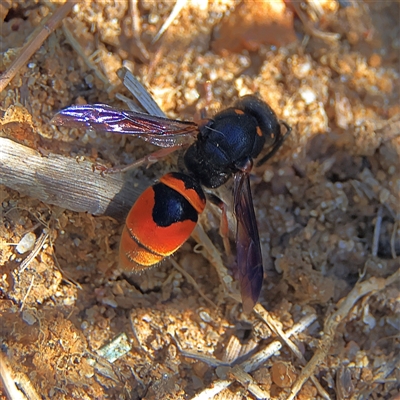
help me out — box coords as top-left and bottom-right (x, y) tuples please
(22, 310), (37, 325)
(16, 232), (36, 254)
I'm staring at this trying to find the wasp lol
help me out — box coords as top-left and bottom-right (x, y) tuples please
(52, 94), (291, 312)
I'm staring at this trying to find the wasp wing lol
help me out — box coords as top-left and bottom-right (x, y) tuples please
(233, 172), (263, 313)
(52, 104), (199, 148)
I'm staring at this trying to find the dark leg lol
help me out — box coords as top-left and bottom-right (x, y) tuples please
(93, 146), (180, 176)
(207, 194), (232, 258)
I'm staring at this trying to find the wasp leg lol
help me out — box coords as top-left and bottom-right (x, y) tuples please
(207, 194), (232, 259)
(93, 146), (180, 176)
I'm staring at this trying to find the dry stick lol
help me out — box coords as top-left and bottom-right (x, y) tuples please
(254, 304), (331, 400)
(172, 334), (227, 367)
(129, 0), (150, 62)
(61, 23), (110, 89)
(336, 365), (353, 400)
(192, 312), (317, 400)
(286, 270), (400, 400)
(0, 137), (146, 221)
(20, 232), (49, 272)
(117, 68), (165, 117)
(0, 353), (25, 400)
(151, 0), (187, 44)
(229, 366), (270, 399)
(19, 276), (35, 312)
(356, 353), (400, 400)
(289, 0), (340, 42)
(372, 204), (383, 257)
(169, 258), (218, 309)
(0, 352), (41, 400)
(0, 0), (76, 93)
(192, 224), (241, 305)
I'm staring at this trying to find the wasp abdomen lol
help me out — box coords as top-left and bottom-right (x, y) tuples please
(119, 172), (206, 271)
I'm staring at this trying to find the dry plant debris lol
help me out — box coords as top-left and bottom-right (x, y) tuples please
(1, 0), (399, 399)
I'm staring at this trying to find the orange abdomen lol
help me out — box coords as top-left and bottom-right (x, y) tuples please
(119, 172), (206, 271)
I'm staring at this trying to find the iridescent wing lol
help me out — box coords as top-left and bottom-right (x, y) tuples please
(233, 171), (263, 313)
(52, 104), (199, 148)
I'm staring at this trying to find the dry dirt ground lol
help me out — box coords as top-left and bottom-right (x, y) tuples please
(0, 1), (399, 399)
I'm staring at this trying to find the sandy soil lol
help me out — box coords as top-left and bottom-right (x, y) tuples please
(0, 1), (399, 399)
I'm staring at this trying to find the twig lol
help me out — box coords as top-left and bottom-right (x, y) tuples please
(0, 137), (146, 221)
(254, 304), (331, 400)
(286, 270), (400, 400)
(355, 353), (400, 399)
(171, 334), (227, 367)
(254, 304), (307, 361)
(0, 352), (26, 400)
(0, 352), (41, 400)
(152, 0), (187, 44)
(229, 366), (270, 399)
(19, 276), (35, 312)
(20, 232), (49, 272)
(192, 379), (232, 400)
(169, 258), (218, 309)
(372, 204), (383, 256)
(61, 23), (110, 88)
(242, 313), (317, 373)
(129, 0), (149, 62)
(129, 315), (151, 357)
(290, 0), (340, 42)
(117, 68), (165, 117)
(192, 312), (317, 399)
(0, 0), (76, 92)
(192, 224), (240, 305)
